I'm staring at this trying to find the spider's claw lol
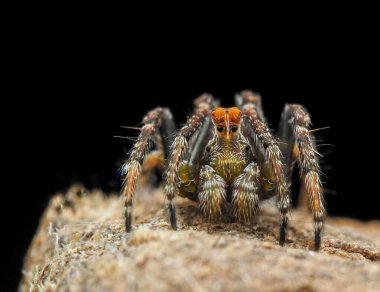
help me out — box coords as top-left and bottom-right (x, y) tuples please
(279, 214), (288, 246)
(125, 206), (132, 232)
(167, 201), (177, 230)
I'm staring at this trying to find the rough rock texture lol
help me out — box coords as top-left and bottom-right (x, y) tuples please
(20, 185), (380, 292)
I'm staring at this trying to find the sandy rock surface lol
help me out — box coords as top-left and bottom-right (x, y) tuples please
(20, 186), (380, 292)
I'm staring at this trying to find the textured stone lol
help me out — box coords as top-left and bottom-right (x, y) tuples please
(20, 185), (380, 291)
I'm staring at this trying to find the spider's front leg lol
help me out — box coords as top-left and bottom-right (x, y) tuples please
(122, 107), (175, 232)
(164, 94), (215, 229)
(279, 104), (325, 251)
(238, 91), (291, 246)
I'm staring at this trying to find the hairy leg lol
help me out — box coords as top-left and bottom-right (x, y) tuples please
(188, 114), (213, 170)
(122, 107), (175, 232)
(164, 94), (215, 229)
(239, 92), (291, 246)
(232, 163), (261, 225)
(137, 150), (165, 187)
(235, 90), (265, 122)
(278, 104), (325, 250)
(198, 165), (227, 221)
(176, 106), (215, 201)
(236, 91), (275, 197)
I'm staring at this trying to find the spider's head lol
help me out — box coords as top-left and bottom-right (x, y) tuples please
(211, 107), (242, 140)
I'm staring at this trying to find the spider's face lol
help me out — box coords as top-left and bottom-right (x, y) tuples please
(211, 107), (242, 140)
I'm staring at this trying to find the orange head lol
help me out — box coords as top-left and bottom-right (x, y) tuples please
(211, 107), (242, 140)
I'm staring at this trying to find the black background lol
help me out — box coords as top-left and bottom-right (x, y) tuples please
(3, 17), (378, 291)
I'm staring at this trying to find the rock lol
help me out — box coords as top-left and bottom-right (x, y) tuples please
(20, 185), (380, 291)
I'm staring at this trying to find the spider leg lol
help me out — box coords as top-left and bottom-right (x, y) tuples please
(232, 163), (260, 225)
(188, 113), (213, 170)
(278, 104), (325, 251)
(164, 94), (215, 229)
(177, 112), (215, 201)
(235, 90), (265, 121)
(199, 165), (227, 221)
(237, 96), (275, 201)
(122, 107), (175, 232)
(238, 91), (291, 246)
(178, 94), (219, 198)
(138, 150), (165, 187)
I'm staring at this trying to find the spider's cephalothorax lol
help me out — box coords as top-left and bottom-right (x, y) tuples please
(208, 107), (250, 184)
(122, 91), (326, 251)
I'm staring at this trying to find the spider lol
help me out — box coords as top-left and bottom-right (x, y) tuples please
(121, 91), (325, 251)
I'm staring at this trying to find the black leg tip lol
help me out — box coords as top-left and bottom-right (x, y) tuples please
(314, 229), (322, 251)
(279, 215), (288, 246)
(168, 201), (177, 230)
(125, 208), (132, 232)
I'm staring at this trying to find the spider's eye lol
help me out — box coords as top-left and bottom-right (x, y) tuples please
(231, 125), (238, 132)
(217, 126), (224, 132)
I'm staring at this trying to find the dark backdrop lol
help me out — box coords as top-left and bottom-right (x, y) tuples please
(4, 27), (377, 290)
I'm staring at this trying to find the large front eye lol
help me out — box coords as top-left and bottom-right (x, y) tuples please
(217, 126), (224, 132)
(231, 125), (238, 132)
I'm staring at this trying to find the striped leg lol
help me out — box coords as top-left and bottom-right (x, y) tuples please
(122, 107), (175, 232)
(164, 94), (215, 229)
(279, 104), (325, 251)
(239, 92), (291, 247)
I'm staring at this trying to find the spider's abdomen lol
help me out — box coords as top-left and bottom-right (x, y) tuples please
(209, 141), (249, 186)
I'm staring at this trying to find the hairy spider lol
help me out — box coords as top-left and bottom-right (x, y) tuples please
(121, 91), (325, 251)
